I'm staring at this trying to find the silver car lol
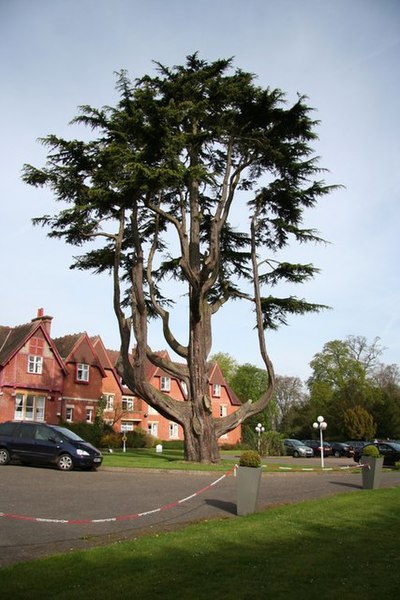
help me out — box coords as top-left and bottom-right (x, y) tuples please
(284, 439), (314, 458)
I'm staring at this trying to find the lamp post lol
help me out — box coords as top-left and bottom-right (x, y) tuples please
(313, 416), (327, 468)
(255, 423), (265, 453)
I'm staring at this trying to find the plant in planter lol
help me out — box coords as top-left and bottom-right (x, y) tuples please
(236, 451), (262, 516)
(361, 444), (383, 490)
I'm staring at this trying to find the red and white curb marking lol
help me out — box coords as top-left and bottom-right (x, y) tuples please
(0, 466), (236, 525)
(277, 464), (366, 471)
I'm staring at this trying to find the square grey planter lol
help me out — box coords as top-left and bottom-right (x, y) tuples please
(362, 456), (384, 489)
(236, 466), (262, 516)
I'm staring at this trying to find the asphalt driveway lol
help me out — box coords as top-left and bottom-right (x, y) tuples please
(1, 462), (400, 567)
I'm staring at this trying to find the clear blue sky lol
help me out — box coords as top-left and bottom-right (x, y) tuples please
(1, 0), (399, 381)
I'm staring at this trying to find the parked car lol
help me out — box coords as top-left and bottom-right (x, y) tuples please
(329, 442), (354, 458)
(0, 421), (103, 471)
(301, 440), (333, 457)
(283, 439), (314, 458)
(345, 440), (367, 452)
(353, 441), (400, 467)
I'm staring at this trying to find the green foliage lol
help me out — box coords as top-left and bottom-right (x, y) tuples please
(308, 340), (366, 391)
(362, 444), (381, 458)
(23, 54), (333, 333)
(260, 431), (285, 456)
(230, 363), (269, 403)
(161, 440), (184, 450)
(393, 461), (400, 471)
(125, 427), (156, 448)
(22, 54), (336, 461)
(239, 450), (261, 467)
(343, 405), (376, 440)
(61, 421), (113, 447)
(100, 432), (122, 449)
(210, 353), (238, 385)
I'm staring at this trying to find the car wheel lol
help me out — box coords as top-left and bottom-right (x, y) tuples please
(293, 450), (299, 458)
(56, 454), (74, 471)
(334, 450), (341, 458)
(0, 448), (11, 465)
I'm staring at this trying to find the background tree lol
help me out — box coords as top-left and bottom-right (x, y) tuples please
(228, 363), (278, 447)
(23, 54), (333, 462)
(342, 405), (376, 440)
(210, 352), (238, 385)
(273, 375), (305, 430)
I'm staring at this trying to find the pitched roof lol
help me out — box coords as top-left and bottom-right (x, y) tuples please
(53, 333), (85, 360)
(0, 321), (67, 374)
(0, 322), (36, 366)
(53, 333), (106, 377)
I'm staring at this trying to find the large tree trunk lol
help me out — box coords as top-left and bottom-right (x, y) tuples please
(183, 288), (220, 462)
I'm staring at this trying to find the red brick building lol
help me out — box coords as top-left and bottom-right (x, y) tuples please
(0, 309), (242, 445)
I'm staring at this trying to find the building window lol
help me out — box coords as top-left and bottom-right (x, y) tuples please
(148, 422), (158, 437)
(76, 363), (89, 382)
(86, 408), (93, 422)
(66, 407), (74, 422)
(219, 404), (227, 417)
(147, 405), (158, 415)
(122, 397), (134, 411)
(28, 355), (43, 374)
(160, 376), (171, 392)
(14, 394), (45, 421)
(213, 384), (221, 397)
(104, 394), (114, 411)
(180, 381), (188, 397)
(169, 422), (179, 439)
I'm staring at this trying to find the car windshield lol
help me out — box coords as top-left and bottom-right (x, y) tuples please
(290, 440), (305, 446)
(389, 442), (400, 451)
(51, 426), (84, 442)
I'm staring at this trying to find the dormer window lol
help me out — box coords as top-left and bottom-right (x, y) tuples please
(160, 376), (171, 392)
(212, 383), (221, 397)
(76, 363), (89, 382)
(28, 355), (43, 374)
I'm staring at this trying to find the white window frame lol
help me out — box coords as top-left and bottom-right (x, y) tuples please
(86, 408), (93, 422)
(169, 422), (179, 439)
(104, 394), (115, 411)
(77, 363), (89, 382)
(14, 393), (45, 421)
(160, 376), (171, 392)
(147, 422), (158, 437)
(66, 406), (74, 422)
(28, 355), (43, 374)
(122, 397), (134, 411)
(147, 405), (158, 415)
(213, 383), (221, 397)
(219, 404), (228, 417)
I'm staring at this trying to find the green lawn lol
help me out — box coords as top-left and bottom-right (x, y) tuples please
(1, 488), (400, 599)
(100, 448), (350, 473)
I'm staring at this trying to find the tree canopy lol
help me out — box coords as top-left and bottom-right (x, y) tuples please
(23, 54), (334, 462)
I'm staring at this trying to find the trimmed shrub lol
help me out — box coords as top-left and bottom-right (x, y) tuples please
(100, 432), (122, 449)
(125, 427), (156, 448)
(61, 421), (103, 447)
(239, 450), (261, 468)
(161, 440), (185, 450)
(362, 444), (381, 458)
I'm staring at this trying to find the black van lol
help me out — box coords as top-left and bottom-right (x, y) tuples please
(0, 421), (103, 471)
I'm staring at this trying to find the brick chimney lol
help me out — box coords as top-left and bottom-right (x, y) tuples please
(31, 307), (53, 335)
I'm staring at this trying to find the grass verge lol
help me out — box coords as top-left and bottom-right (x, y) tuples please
(1, 488), (400, 599)
(100, 448), (358, 473)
